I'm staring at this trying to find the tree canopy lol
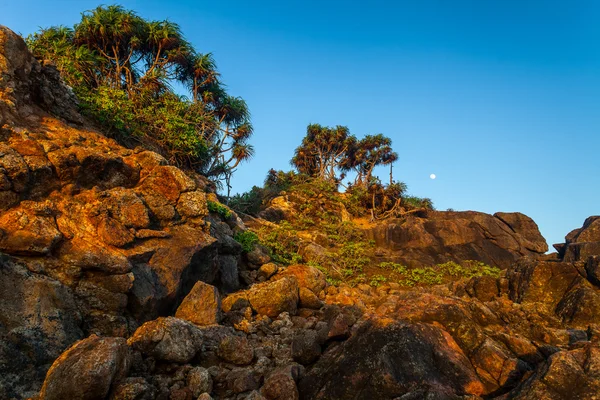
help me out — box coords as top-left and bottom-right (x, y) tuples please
(291, 124), (398, 188)
(27, 5), (253, 189)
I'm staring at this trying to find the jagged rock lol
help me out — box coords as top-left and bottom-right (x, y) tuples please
(0, 255), (83, 400)
(39, 335), (131, 400)
(175, 281), (222, 326)
(507, 343), (600, 399)
(586, 255), (600, 286)
(507, 259), (583, 312)
(226, 368), (261, 393)
(247, 245), (272, 267)
(277, 264), (327, 294)
(186, 366), (213, 398)
(217, 334), (254, 365)
(222, 291), (251, 313)
(257, 262), (278, 281)
(291, 329), (321, 365)
(110, 377), (156, 400)
(364, 211), (548, 268)
(299, 320), (484, 399)
(298, 287), (323, 309)
(556, 216), (600, 262)
(127, 317), (203, 363)
(247, 277), (300, 317)
(260, 366), (300, 400)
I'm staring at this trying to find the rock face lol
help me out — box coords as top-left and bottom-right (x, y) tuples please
(554, 215), (600, 262)
(0, 25), (246, 399)
(364, 210), (548, 268)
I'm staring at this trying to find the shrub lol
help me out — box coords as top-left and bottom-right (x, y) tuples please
(207, 200), (232, 219)
(234, 231), (259, 253)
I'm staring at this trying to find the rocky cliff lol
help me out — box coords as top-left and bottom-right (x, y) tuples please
(0, 26), (244, 398)
(2, 25), (600, 400)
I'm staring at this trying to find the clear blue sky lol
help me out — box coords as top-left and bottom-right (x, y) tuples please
(2, 0), (599, 249)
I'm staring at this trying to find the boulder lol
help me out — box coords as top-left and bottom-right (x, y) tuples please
(217, 335), (254, 365)
(39, 335), (131, 400)
(291, 329), (321, 365)
(175, 281), (222, 326)
(186, 366), (213, 398)
(299, 320), (484, 399)
(257, 262), (278, 281)
(247, 277), (300, 317)
(364, 211), (548, 268)
(277, 264), (327, 294)
(261, 367), (300, 400)
(127, 317), (203, 363)
(507, 343), (600, 399)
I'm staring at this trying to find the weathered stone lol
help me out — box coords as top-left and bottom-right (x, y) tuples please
(257, 262), (278, 281)
(364, 210), (547, 268)
(0, 203), (62, 255)
(261, 368), (300, 400)
(291, 329), (321, 365)
(278, 264), (326, 294)
(127, 317), (203, 363)
(0, 256), (83, 399)
(186, 366), (213, 398)
(299, 320), (484, 399)
(226, 368), (261, 393)
(39, 335), (131, 400)
(248, 277), (299, 317)
(298, 287), (323, 310)
(217, 335), (254, 365)
(222, 292), (250, 313)
(175, 281), (222, 326)
(176, 190), (208, 218)
(110, 377), (156, 400)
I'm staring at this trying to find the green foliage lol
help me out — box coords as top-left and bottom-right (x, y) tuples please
(228, 186), (264, 215)
(257, 222), (302, 265)
(379, 262), (408, 274)
(336, 242), (372, 274)
(207, 200), (232, 219)
(26, 5), (253, 188)
(383, 260), (501, 287)
(369, 274), (388, 287)
(233, 230), (258, 253)
(402, 195), (434, 210)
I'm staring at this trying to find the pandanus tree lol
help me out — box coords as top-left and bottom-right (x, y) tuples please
(26, 5), (254, 190)
(342, 134), (398, 187)
(291, 124), (356, 182)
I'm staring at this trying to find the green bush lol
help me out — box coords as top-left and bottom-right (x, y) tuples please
(234, 230), (259, 253)
(207, 200), (232, 219)
(257, 222), (302, 265)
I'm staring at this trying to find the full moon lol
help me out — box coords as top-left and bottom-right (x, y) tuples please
(430, 174), (436, 180)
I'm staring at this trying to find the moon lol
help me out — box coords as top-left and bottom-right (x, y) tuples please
(430, 174), (436, 180)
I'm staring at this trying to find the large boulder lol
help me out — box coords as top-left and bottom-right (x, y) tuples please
(555, 216), (600, 262)
(364, 211), (548, 268)
(299, 319), (484, 399)
(247, 277), (300, 317)
(39, 335), (131, 400)
(175, 281), (222, 326)
(507, 343), (600, 399)
(127, 317), (203, 364)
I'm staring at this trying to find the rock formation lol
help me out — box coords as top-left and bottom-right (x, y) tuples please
(0, 26), (244, 398)
(2, 24), (600, 400)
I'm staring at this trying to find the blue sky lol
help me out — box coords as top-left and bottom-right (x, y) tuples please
(2, 0), (599, 249)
